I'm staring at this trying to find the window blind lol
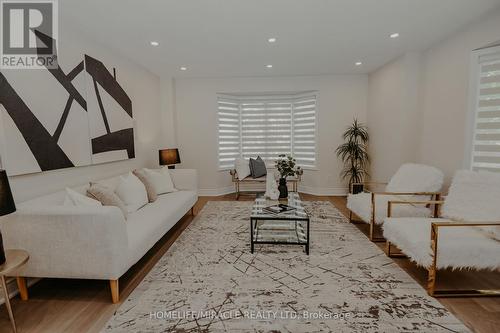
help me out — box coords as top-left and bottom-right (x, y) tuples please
(471, 55), (500, 172)
(217, 94), (317, 169)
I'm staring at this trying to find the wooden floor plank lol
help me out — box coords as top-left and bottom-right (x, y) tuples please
(0, 194), (498, 333)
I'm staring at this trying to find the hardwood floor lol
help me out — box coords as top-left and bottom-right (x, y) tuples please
(0, 194), (498, 333)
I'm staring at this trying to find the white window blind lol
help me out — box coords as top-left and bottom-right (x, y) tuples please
(217, 94), (317, 169)
(470, 52), (500, 172)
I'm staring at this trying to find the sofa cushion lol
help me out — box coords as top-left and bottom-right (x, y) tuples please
(126, 190), (197, 266)
(386, 163), (444, 193)
(249, 156), (267, 178)
(64, 188), (102, 207)
(442, 170), (500, 240)
(87, 183), (128, 218)
(347, 192), (432, 224)
(235, 158), (251, 180)
(133, 169), (158, 203)
(115, 172), (149, 213)
(383, 217), (500, 270)
(143, 168), (177, 195)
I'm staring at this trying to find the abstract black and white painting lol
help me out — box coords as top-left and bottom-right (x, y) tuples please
(85, 54), (135, 165)
(0, 31), (134, 176)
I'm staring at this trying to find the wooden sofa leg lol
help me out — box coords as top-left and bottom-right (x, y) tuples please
(16, 277), (28, 301)
(191, 207), (195, 216)
(110, 279), (119, 304)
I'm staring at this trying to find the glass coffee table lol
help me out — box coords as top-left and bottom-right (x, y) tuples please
(250, 192), (310, 255)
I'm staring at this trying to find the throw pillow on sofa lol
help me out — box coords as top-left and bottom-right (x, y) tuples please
(249, 156), (267, 178)
(235, 157), (251, 180)
(133, 169), (158, 202)
(64, 188), (102, 207)
(87, 183), (128, 218)
(115, 172), (149, 213)
(143, 168), (177, 195)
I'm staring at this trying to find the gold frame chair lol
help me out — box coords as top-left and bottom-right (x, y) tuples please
(386, 200), (500, 297)
(349, 182), (441, 242)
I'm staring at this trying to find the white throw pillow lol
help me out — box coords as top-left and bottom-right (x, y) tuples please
(63, 188), (102, 207)
(143, 168), (177, 195)
(115, 172), (149, 213)
(235, 158), (251, 180)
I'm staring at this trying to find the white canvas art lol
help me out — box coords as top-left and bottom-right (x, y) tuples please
(0, 32), (135, 176)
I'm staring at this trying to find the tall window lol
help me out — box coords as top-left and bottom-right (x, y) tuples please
(468, 47), (500, 172)
(217, 93), (317, 170)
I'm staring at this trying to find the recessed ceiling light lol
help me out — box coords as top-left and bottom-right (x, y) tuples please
(355, 62), (362, 66)
(389, 33), (400, 39)
(180, 66), (187, 71)
(268, 37), (277, 43)
(150, 41), (160, 46)
(266, 64), (273, 68)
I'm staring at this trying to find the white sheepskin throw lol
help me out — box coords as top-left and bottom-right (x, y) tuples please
(347, 192), (432, 224)
(442, 170), (500, 240)
(386, 163), (444, 193)
(383, 217), (500, 270)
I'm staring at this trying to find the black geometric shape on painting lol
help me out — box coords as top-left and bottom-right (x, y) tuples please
(92, 128), (135, 159)
(34, 30), (87, 110)
(52, 60), (86, 143)
(0, 74), (74, 171)
(93, 79), (111, 134)
(84, 54), (132, 117)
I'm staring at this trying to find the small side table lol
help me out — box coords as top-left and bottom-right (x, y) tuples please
(0, 249), (29, 333)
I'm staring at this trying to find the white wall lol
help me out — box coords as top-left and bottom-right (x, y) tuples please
(173, 75), (368, 195)
(367, 53), (423, 181)
(419, 9), (500, 182)
(366, 9), (500, 186)
(4, 24), (162, 202)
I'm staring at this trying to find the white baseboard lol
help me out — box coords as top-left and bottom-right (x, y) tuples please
(198, 186), (348, 197)
(298, 185), (348, 196)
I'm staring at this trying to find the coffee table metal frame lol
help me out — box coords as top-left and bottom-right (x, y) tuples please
(250, 193), (310, 255)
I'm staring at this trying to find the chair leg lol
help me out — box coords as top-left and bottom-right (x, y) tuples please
(16, 277), (28, 301)
(427, 266), (437, 297)
(349, 210), (353, 223)
(369, 220), (385, 242)
(110, 279), (119, 304)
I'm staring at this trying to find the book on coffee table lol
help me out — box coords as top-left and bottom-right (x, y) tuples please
(262, 204), (296, 215)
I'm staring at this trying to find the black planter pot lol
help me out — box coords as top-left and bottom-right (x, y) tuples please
(351, 183), (364, 194)
(278, 178), (288, 199)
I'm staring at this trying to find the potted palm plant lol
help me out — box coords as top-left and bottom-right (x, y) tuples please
(335, 119), (369, 194)
(275, 154), (302, 199)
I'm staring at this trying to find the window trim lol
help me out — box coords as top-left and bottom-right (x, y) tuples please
(216, 92), (319, 171)
(465, 45), (500, 170)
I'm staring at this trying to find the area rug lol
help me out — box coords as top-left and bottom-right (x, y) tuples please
(103, 201), (469, 333)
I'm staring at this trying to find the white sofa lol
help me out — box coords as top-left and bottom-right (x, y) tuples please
(347, 163), (444, 241)
(1, 169), (198, 303)
(383, 170), (500, 297)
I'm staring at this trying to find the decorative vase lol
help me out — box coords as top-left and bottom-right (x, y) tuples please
(0, 230), (5, 265)
(278, 178), (288, 199)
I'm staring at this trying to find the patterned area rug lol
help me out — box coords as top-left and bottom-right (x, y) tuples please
(103, 201), (469, 333)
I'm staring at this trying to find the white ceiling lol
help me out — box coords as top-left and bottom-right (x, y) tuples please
(61, 0), (500, 78)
